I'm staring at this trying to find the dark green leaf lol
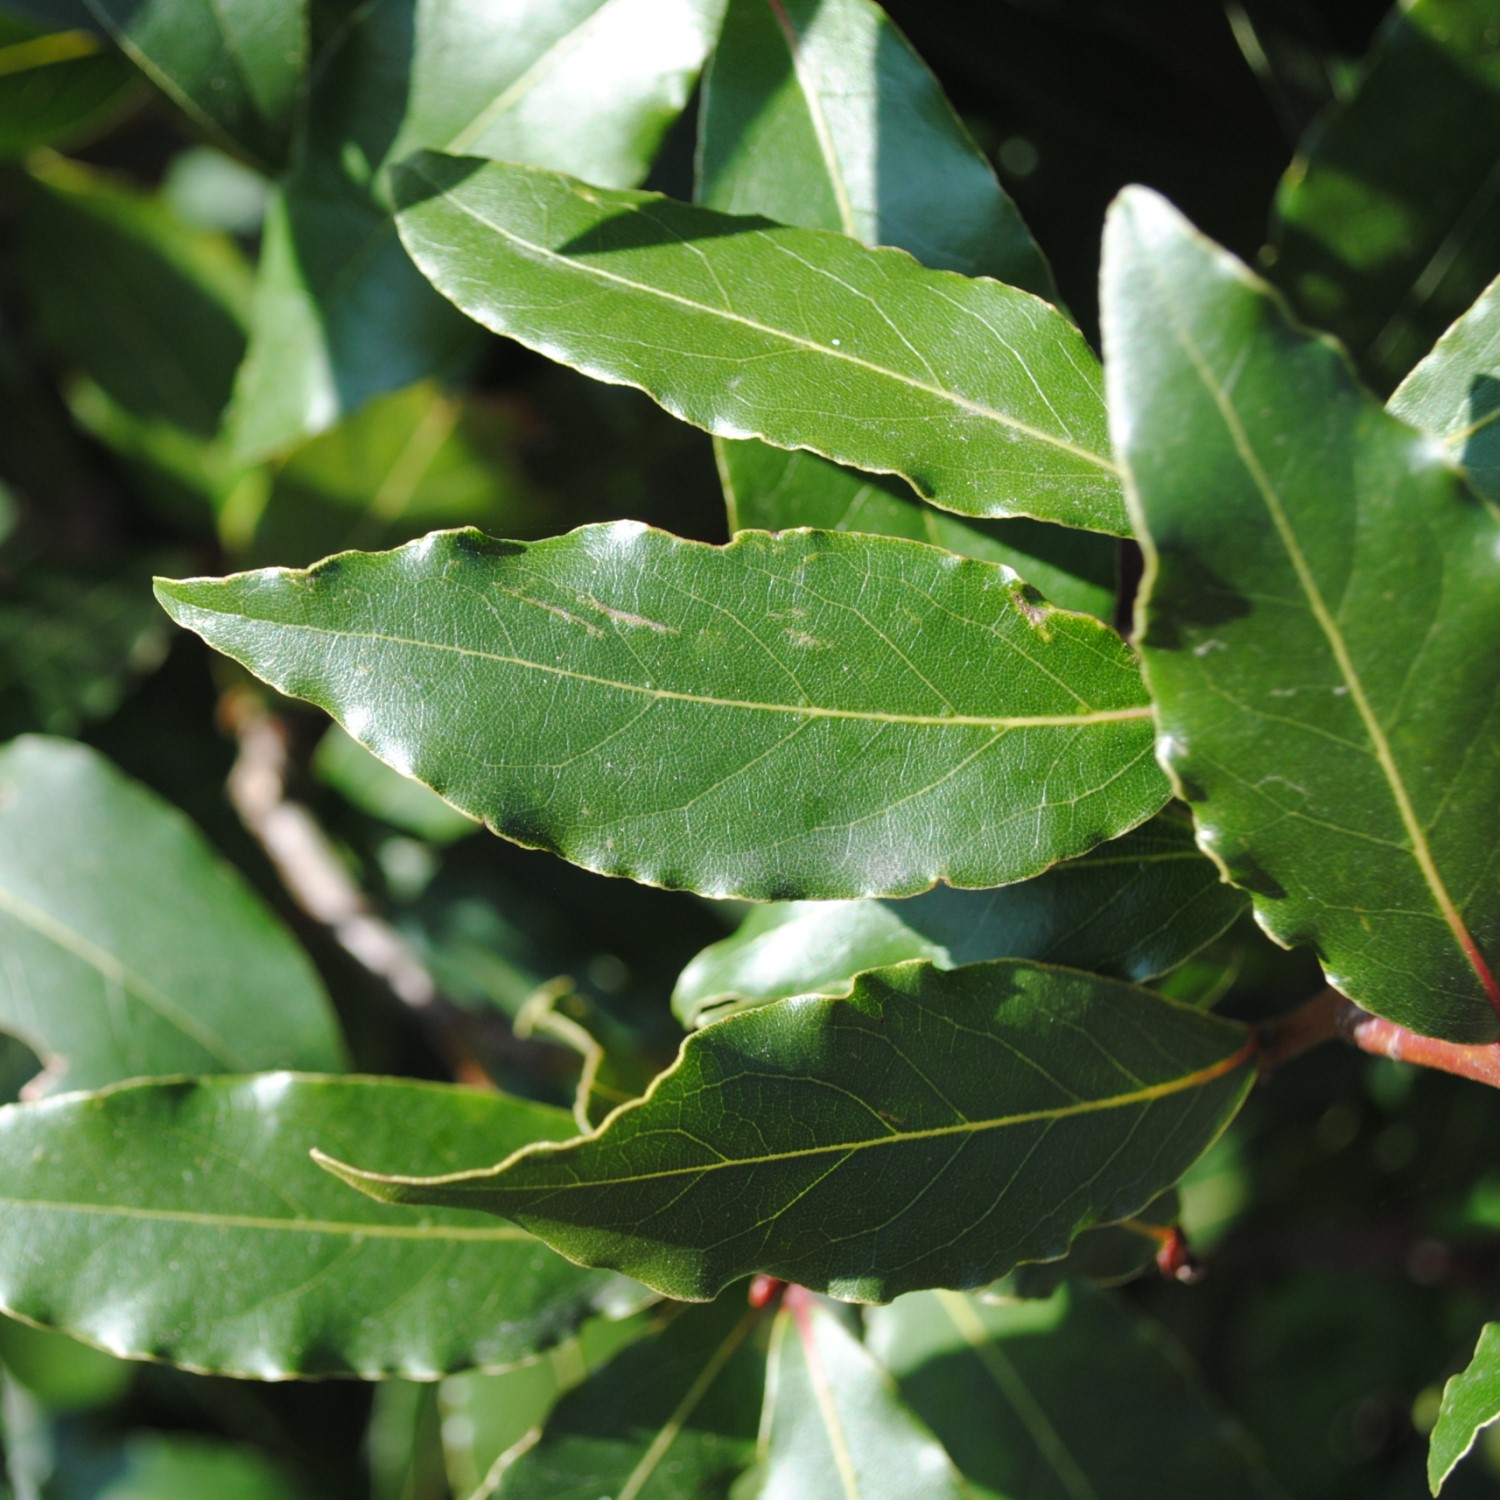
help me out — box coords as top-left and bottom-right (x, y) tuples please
(0, 737), (343, 1092)
(720, 444), (1119, 621)
(82, 0), (305, 170)
(698, 0), (1054, 295)
(23, 153), (252, 439)
(866, 1284), (1282, 1500)
(491, 1294), (766, 1500)
(241, 380), (542, 567)
(1389, 273), (1500, 508)
(0, 554), (173, 740)
(673, 810), (1246, 1027)
(156, 525), (1165, 900)
(393, 154), (1126, 535)
(38, 1431), (304, 1500)
(1103, 188), (1500, 1043)
(1430, 1323), (1500, 1494)
(227, 0), (725, 458)
(760, 1288), (968, 1500)
(983, 1189), (1179, 1300)
(0, 17), (138, 157)
(696, 0), (1115, 616)
(0, 1074), (640, 1377)
(1269, 0), (1500, 390)
(320, 960), (1255, 1303)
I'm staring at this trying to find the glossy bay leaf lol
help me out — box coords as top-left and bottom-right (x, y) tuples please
(866, 1284), (1282, 1500)
(696, 0), (1115, 617)
(155, 525), (1165, 900)
(0, 1074), (641, 1378)
(672, 810), (1247, 1027)
(0, 736), (343, 1092)
(227, 0), (725, 458)
(319, 961), (1255, 1304)
(488, 1294), (767, 1500)
(1269, 0), (1500, 391)
(1103, 189), (1500, 1043)
(759, 1288), (968, 1500)
(393, 153), (1127, 535)
(1430, 1323), (1500, 1494)
(1389, 272), (1500, 508)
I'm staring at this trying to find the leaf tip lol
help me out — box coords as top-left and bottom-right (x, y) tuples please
(310, 1147), (404, 1204)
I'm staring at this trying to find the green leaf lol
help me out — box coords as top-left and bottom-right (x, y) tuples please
(488, 1294), (766, 1500)
(40, 1432), (304, 1500)
(226, 0), (725, 459)
(1389, 272), (1500, 508)
(0, 18), (138, 158)
(1269, 0), (1500, 390)
(81, 0), (305, 171)
(0, 1074), (641, 1378)
(720, 444), (1120, 621)
(0, 737), (343, 1092)
(672, 810), (1247, 1027)
(698, 0), (1054, 296)
(241, 380), (542, 567)
(313, 724), (478, 845)
(759, 1287), (968, 1500)
(319, 960), (1255, 1304)
(22, 153), (252, 440)
(393, 154), (1126, 535)
(866, 1284), (1282, 1500)
(1430, 1323), (1500, 1494)
(156, 525), (1165, 900)
(1102, 188), (1500, 1043)
(0, 553), (173, 739)
(983, 1189), (1179, 1300)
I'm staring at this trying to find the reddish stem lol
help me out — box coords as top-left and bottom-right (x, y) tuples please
(1257, 986), (1500, 1090)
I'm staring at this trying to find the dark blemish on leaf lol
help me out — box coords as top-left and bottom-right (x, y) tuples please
(450, 530), (526, 561)
(757, 876), (803, 903)
(490, 807), (560, 856)
(1228, 852), (1288, 900)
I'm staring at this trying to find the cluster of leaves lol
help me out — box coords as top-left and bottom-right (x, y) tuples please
(3, 0), (1500, 1497)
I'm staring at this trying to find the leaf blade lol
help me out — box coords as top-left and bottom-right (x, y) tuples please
(156, 525), (1165, 900)
(1429, 1323), (1500, 1494)
(0, 1074), (640, 1378)
(394, 153), (1126, 535)
(1103, 188), (1500, 1042)
(320, 961), (1255, 1304)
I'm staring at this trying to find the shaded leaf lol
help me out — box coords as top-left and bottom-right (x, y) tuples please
(393, 154), (1126, 535)
(672, 810), (1246, 1027)
(1430, 1323), (1500, 1495)
(1103, 188), (1500, 1043)
(0, 1074), (641, 1378)
(156, 525), (1165, 900)
(983, 1189), (1179, 1300)
(1269, 0), (1500, 390)
(241, 381), (542, 568)
(23, 153), (252, 439)
(0, 737), (343, 1092)
(0, 554), (173, 740)
(720, 444), (1119, 622)
(82, 0), (305, 170)
(759, 1287), (967, 1500)
(488, 1294), (766, 1500)
(866, 1284), (1282, 1500)
(321, 960), (1255, 1304)
(1389, 272), (1500, 508)
(0, 17), (138, 157)
(227, 0), (725, 458)
(698, 0), (1054, 294)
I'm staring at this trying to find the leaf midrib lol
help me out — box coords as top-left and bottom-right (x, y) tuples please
(171, 608), (1152, 732)
(406, 160), (1120, 478)
(1152, 243), (1500, 1008)
(344, 1037), (1255, 1194)
(0, 1194), (532, 1241)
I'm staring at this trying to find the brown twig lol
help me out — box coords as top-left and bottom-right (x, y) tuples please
(1257, 985), (1500, 1091)
(221, 689), (561, 1084)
